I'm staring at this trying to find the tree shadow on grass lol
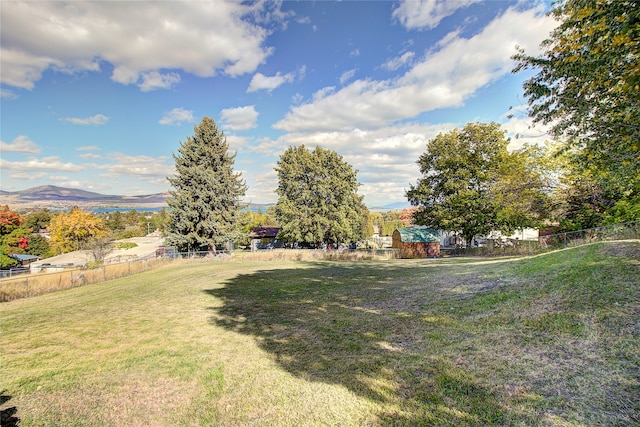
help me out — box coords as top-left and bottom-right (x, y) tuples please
(0, 392), (20, 427)
(205, 262), (522, 425)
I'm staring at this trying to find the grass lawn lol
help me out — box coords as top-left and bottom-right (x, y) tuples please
(1, 242), (639, 426)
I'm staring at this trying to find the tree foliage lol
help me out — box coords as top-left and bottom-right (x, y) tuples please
(239, 208), (279, 235)
(407, 123), (548, 247)
(0, 205), (24, 236)
(275, 145), (367, 245)
(546, 145), (639, 230)
(24, 209), (51, 232)
(513, 0), (640, 176)
(48, 207), (108, 255)
(24, 234), (50, 258)
(166, 117), (247, 252)
(0, 207), (53, 266)
(0, 206), (26, 268)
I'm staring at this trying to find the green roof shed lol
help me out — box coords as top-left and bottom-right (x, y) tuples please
(392, 227), (441, 258)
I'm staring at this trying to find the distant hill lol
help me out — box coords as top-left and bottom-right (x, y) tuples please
(0, 185), (169, 209)
(0, 185), (411, 212)
(369, 201), (412, 212)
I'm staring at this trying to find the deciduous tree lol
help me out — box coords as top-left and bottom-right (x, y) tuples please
(166, 117), (247, 252)
(407, 123), (548, 247)
(0, 206), (27, 268)
(513, 0), (639, 177)
(24, 209), (51, 232)
(275, 145), (367, 246)
(48, 207), (108, 255)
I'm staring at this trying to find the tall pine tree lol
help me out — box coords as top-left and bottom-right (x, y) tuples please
(166, 117), (247, 253)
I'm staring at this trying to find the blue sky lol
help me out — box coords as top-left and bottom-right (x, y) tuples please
(1, 0), (556, 207)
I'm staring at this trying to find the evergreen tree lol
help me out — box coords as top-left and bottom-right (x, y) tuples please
(166, 117), (247, 252)
(275, 145), (367, 246)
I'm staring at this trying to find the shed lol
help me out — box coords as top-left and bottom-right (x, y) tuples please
(8, 254), (41, 267)
(392, 227), (441, 258)
(249, 227), (282, 251)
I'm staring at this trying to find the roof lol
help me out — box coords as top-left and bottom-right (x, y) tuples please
(9, 254), (40, 261)
(249, 227), (281, 239)
(395, 227), (440, 243)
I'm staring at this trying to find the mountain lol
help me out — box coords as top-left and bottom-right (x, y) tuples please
(1, 185), (411, 212)
(368, 201), (412, 212)
(0, 185), (169, 209)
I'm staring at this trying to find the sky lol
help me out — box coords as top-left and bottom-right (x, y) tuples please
(1, 0), (558, 208)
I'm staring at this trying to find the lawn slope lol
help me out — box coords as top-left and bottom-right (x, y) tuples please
(1, 242), (638, 426)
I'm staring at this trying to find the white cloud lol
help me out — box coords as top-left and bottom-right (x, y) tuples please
(159, 108), (195, 125)
(61, 114), (109, 125)
(1, 88), (18, 100)
(220, 105), (259, 131)
(500, 105), (553, 151)
(0, 1), (279, 90)
(7, 171), (47, 181)
(0, 156), (84, 172)
(0, 135), (41, 153)
(274, 6), (555, 133)
(381, 51), (415, 71)
(247, 71), (295, 93)
(291, 93), (304, 104)
(79, 153), (103, 160)
(251, 122), (457, 206)
(225, 134), (249, 152)
(243, 168), (278, 204)
(247, 136), (288, 157)
(393, 0), (480, 30)
(76, 145), (101, 152)
(139, 71), (181, 92)
(96, 153), (173, 180)
(339, 68), (357, 85)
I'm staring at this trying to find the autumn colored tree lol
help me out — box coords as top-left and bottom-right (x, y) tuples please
(513, 0), (639, 178)
(48, 207), (108, 255)
(400, 207), (418, 226)
(0, 205), (25, 236)
(0, 206), (28, 268)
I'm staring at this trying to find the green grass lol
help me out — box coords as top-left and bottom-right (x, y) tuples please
(1, 242), (639, 426)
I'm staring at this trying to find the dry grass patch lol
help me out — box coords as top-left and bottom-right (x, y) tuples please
(1, 242), (638, 426)
(0, 258), (168, 301)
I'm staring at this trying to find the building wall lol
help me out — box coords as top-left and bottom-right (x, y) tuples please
(398, 242), (440, 258)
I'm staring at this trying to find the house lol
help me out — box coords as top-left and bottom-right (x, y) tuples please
(392, 226), (441, 258)
(249, 227), (282, 251)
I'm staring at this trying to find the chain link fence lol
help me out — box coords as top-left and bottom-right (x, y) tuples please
(0, 254), (169, 302)
(442, 220), (640, 257)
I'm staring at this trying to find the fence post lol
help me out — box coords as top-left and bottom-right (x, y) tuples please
(563, 233), (567, 249)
